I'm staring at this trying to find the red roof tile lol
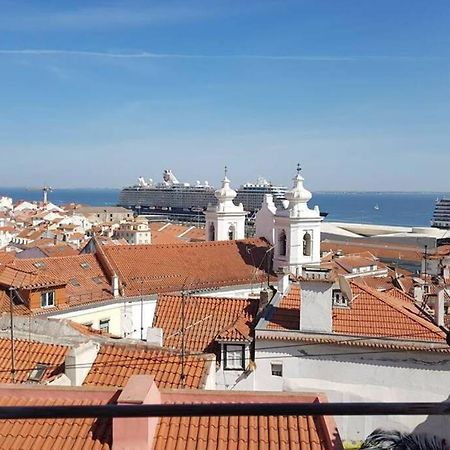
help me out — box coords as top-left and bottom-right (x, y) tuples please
(321, 240), (423, 262)
(102, 238), (271, 296)
(0, 338), (67, 384)
(0, 385), (112, 449)
(153, 295), (257, 352)
(266, 282), (446, 344)
(83, 343), (211, 389)
(154, 390), (342, 450)
(1, 254), (113, 310)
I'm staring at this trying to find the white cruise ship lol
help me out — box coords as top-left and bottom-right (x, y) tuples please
(431, 197), (450, 229)
(118, 170), (288, 220)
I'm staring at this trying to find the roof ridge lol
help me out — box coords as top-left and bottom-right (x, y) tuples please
(104, 237), (267, 251)
(100, 341), (212, 358)
(350, 281), (445, 340)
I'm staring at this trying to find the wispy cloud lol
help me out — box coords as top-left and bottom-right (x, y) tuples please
(0, 49), (445, 62)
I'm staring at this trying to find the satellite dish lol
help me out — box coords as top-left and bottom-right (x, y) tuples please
(122, 316), (134, 337)
(338, 275), (353, 304)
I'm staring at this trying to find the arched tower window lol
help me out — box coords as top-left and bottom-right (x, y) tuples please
(228, 225), (235, 240)
(209, 223), (215, 241)
(303, 232), (312, 257)
(279, 230), (287, 256)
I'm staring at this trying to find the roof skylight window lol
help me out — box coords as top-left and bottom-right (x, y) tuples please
(33, 261), (46, 269)
(28, 363), (48, 383)
(80, 262), (90, 269)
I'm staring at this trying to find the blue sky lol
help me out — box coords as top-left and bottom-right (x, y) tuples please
(1, 0), (450, 190)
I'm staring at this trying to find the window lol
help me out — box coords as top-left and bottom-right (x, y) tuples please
(28, 364), (48, 382)
(228, 225), (235, 240)
(209, 223), (215, 241)
(99, 319), (110, 333)
(80, 262), (90, 269)
(332, 289), (347, 307)
(33, 261), (46, 269)
(303, 232), (312, 257)
(271, 363), (283, 377)
(278, 230), (287, 256)
(224, 344), (245, 370)
(40, 291), (55, 308)
(70, 278), (80, 287)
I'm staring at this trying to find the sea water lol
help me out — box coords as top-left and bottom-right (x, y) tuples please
(0, 188), (447, 228)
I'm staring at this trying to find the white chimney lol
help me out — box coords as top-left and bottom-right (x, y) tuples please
(434, 289), (445, 327)
(277, 269), (290, 295)
(300, 270), (333, 334)
(146, 327), (163, 347)
(112, 274), (120, 298)
(65, 341), (100, 386)
(413, 286), (424, 303)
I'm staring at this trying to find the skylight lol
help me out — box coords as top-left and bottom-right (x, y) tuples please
(80, 262), (90, 269)
(92, 276), (103, 285)
(28, 363), (48, 383)
(33, 261), (46, 269)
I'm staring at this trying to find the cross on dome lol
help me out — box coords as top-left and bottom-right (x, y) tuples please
(285, 164), (312, 206)
(215, 165), (237, 203)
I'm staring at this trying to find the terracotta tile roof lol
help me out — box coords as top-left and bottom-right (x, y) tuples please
(4, 254), (113, 308)
(0, 252), (14, 267)
(265, 282), (446, 344)
(332, 256), (386, 274)
(0, 338), (67, 383)
(384, 287), (415, 303)
(0, 266), (66, 290)
(0, 385), (112, 449)
(102, 238), (271, 296)
(321, 240), (423, 262)
(154, 390), (341, 450)
(83, 343), (211, 389)
(150, 223), (206, 244)
(359, 275), (395, 291)
(0, 290), (29, 315)
(36, 245), (79, 258)
(153, 295), (258, 352)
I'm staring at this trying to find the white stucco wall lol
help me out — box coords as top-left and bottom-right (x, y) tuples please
(254, 338), (450, 442)
(49, 295), (157, 339)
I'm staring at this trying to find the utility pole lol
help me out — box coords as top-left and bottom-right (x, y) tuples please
(180, 289), (186, 388)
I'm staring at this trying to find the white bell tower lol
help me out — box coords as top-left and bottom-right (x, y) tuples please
(204, 167), (247, 241)
(272, 164), (322, 276)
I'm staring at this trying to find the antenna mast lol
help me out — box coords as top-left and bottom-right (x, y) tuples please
(9, 287), (15, 383)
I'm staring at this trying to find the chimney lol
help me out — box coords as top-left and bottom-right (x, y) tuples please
(112, 274), (120, 298)
(299, 268), (333, 334)
(434, 289), (445, 327)
(146, 327), (163, 347)
(277, 268), (290, 295)
(413, 285), (423, 303)
(258, 288), (273, 315)
(65, 341), (100, 386)
(113, 375), (161, 450)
